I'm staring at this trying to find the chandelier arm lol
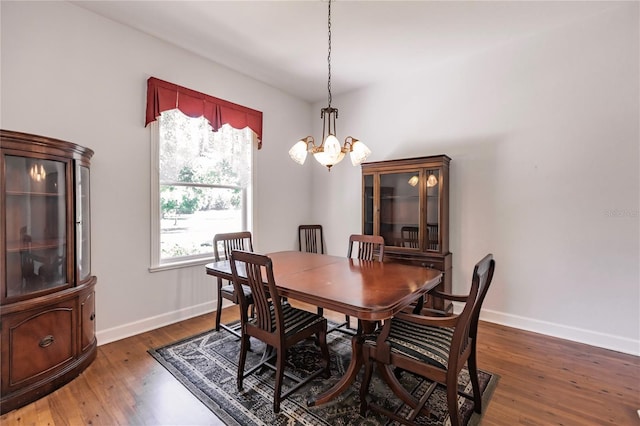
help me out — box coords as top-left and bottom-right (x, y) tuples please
(304, 136), (316, 150)
(343, 136), (353, 152)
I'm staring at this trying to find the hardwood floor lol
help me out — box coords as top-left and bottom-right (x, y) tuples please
(2, 305), (638, 425)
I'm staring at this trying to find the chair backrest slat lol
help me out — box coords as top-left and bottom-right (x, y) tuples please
(348, 234), (385, 262)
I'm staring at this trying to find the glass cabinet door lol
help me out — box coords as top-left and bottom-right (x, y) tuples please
(379, 170), (421, 249)
(425, 168), (441, 252)
(363, 174), (374, 235)
(76, 165), (91, 281)
(4, 155), (70, 299)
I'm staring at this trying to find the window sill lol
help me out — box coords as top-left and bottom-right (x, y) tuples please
(149, 257), (214, 273)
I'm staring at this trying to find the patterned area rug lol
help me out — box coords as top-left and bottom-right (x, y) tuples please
(149, 323), (498, 425)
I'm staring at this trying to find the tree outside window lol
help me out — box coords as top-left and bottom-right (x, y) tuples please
(157, 109), (252, 263)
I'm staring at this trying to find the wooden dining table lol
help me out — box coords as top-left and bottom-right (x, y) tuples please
(205, 250), (442, 406)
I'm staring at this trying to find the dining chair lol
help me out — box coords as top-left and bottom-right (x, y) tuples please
(347, 234), (385, 262)
(338, 234), (386, 333)
(229, 250), (331, 413)
(298, 224), (324, 254)
(359, 254), (495, 425)
(400, 226), (419, 249)
(213, 231), (254, 338)
(19, 227), (37, 286)
(298, 224), (331, 319)
(426, 223), (439, 250)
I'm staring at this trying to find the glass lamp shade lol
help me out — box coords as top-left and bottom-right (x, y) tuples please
(323, 134), (343, 163)
(408, 175), (419, 187)
(289, 140), (309, 165)
(313, 134), (345, 169)
(426, 174), (439, 187)
(314, 149), (345, 169)
(349, 140), (371, 166)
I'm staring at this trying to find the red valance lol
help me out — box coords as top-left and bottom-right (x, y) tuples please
(145, 77), (263, 149)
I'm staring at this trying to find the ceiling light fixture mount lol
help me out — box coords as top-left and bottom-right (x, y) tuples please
(289, 0), (371, 171)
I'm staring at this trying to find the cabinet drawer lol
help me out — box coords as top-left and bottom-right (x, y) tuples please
(2, 299), (76, 390)
(385, 252), (446, 271)
(414, 258), (445, 271)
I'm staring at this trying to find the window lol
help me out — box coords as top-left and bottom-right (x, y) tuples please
(150, 109), (254, 270)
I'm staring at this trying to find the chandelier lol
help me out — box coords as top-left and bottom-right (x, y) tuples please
(289, 0), (371, 171)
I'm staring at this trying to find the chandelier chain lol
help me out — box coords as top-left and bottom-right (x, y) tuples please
(327, 0), (332, 107)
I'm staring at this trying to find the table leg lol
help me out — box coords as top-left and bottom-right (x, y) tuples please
(306, 332), (367, 407)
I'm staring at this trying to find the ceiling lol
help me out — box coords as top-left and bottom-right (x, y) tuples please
(72, 1), (617, 103)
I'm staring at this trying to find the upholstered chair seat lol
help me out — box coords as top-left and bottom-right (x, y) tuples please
(363, 321), (455, 369)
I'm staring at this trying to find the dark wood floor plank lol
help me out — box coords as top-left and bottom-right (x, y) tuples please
(1, 306), (638, 425)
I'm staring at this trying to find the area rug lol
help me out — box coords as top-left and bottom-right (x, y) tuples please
(149, 323), (498, 425)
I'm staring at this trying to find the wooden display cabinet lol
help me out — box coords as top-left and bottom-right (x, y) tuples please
(362, 155), (452, 311)
(0, 129), (97, 414)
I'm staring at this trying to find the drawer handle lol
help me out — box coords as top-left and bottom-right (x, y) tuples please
(39, 335), (55, 348)
(90, 312), (95, 321)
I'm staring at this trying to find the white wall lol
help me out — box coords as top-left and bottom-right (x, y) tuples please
(313, 4), (639, 354)
(1, 1), (314, 342)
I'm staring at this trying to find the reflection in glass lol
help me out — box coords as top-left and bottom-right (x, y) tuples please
(29, 164), (46, 182)
(401, 226), (419, 248)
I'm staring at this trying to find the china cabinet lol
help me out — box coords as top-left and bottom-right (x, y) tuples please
(0, 129), (96, 414)
(361, 155), (452, 311)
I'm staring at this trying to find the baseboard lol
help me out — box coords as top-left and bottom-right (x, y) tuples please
(96, 300), (223, 345)
(453, 303), (640, 356)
